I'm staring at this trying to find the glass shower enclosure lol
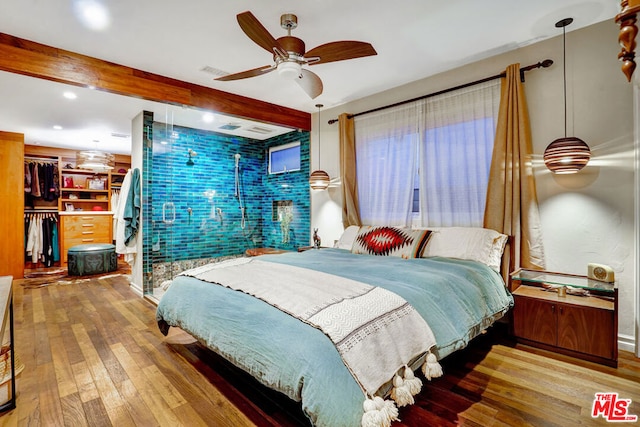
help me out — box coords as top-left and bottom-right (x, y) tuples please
(142, 111), (311, 302)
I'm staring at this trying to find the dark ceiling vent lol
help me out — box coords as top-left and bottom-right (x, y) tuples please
(111, 132), (130, 138)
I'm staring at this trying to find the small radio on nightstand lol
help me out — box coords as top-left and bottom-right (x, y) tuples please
(587, 263), (615, 283)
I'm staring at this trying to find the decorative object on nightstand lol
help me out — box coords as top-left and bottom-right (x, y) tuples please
(313, 228), (321, 249)
(510, 269), (618, 367)
(587, 263), (615, 282)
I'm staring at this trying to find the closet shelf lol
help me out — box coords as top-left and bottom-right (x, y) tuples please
(61, 168), (108, 175)
(60, 188), (109, 193)
(60, 198), (109, 203)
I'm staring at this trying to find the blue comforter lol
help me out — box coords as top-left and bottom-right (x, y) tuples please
(156, 248), (513, 427)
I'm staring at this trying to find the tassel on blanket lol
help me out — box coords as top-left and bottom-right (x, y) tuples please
(390, 374), (415, 407)
(402, 366), (422, 395)
(375, 396), (399, 426)
(361, 397), (399, 427)
(422, 352), (443, 380)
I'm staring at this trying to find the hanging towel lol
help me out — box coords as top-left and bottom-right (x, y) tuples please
(123, 168), (141, 245)
(115, 169), (137, 266)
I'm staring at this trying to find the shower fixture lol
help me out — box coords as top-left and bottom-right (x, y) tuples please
(186, 148), (197, 166)
(204, 190), (217, 219)
(234, 153), (242, 197)
(234, 153), (246, 229)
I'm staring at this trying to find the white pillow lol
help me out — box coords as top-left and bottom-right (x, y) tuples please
(334, 225), (360, 250)
(420, 227), (508, 271)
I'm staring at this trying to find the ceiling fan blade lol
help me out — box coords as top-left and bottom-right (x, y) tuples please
(296, 69), (323, 99)
(237, 11), (287, 59)
(305, 41), (377, 65)
(215, 64), (275, 81)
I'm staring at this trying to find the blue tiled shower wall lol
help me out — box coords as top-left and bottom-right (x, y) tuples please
(147, 121), (310, 271)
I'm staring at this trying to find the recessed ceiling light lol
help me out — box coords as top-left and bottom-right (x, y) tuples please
(53, 125), (63, 130)
(203, 113), (215, 123)
(73, 0), (110, 31)
(63, 91), (77, 100)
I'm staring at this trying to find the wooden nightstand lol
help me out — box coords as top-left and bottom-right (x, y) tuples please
(510, 269), (618, 367)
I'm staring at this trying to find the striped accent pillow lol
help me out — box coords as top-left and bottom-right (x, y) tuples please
(351, 226), (432, 259)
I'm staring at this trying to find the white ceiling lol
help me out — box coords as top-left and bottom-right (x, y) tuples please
(0, 0), (620, 154)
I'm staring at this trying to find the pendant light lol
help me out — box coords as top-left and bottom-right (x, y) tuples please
(543, 17), (591, 174)
(309, 103), (330, 190)
(76, 150), (114, 172)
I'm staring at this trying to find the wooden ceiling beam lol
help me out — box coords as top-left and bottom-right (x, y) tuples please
(0, 33), (311, 131)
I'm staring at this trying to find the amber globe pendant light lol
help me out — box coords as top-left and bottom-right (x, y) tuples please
(309, 103), (330, 190)
(543, 17), (591, 174)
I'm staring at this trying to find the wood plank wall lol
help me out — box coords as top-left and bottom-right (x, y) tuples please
(0, 131), (25, 279)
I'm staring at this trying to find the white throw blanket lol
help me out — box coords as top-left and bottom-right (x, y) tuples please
(180, 257), (441, 414)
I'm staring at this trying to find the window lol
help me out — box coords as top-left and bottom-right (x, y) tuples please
(268, 141), (300, 174)
(355, 80), (500, 227)
(419, 117), (496, 226)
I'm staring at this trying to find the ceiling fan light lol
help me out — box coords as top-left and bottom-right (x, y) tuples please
(543, 137), (591, 174)
(309, 169), (330, 190)
(278, 61), (301, 80)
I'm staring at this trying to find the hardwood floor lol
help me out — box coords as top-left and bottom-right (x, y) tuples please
(1, 273), (639, 426)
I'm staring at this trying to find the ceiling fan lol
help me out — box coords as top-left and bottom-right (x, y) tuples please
(215, 11), (377, 99)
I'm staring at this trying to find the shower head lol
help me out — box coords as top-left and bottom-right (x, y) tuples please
(234, 153), (241, 167)
(187, 148), (197, 166)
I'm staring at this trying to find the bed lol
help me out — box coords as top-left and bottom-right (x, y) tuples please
(156, 226), (514, 427)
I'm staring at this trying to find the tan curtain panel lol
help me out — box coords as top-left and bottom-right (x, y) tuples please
(339, 113), (362, 227)
(484, 63), (545, 270)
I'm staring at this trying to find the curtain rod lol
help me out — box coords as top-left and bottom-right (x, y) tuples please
(327, 59), (553, 124)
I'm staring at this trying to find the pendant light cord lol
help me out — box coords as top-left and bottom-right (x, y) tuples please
(316, 103), (323, 168)
(562, 24), (567, 138)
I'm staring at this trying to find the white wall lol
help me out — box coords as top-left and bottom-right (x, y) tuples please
(311, 20), (637, 351)
(129, 111), (144, 295)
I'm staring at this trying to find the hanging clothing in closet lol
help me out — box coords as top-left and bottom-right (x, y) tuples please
(24, 160), (60, 208)
(25, 213), (59, 267)
(111, 188), (121, 237)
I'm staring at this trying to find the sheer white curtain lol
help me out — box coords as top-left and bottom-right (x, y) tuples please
(354, 103), (421, 226)
(354, 80), (500, 227)
(419, 81), (501, 227)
